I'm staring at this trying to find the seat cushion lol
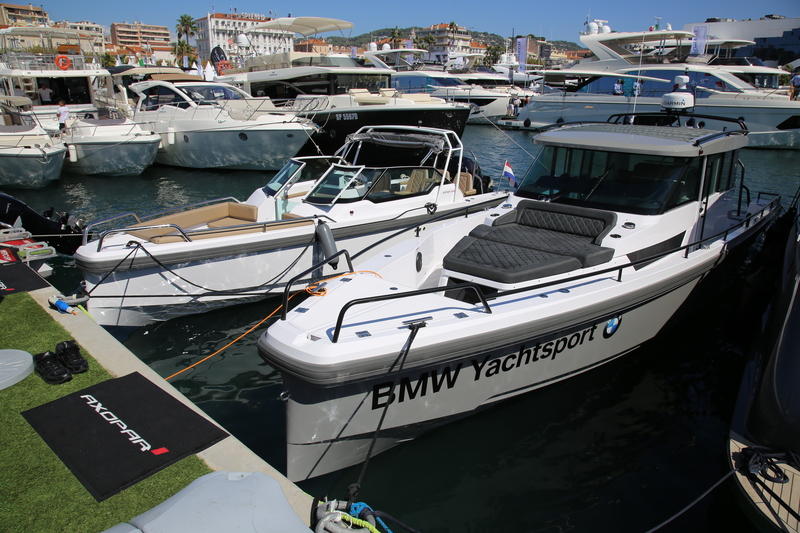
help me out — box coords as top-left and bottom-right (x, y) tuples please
(443, 236), (582, 284)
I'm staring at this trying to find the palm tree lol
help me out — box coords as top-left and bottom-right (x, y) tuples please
(100, 53), (116, 68)
(171, 40), (194, 63)
(448, 21), (459, 52)
(390, 27), (402, 49)
(175, 14), (198, 45)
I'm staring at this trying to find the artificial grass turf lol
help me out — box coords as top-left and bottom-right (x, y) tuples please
(0, 291), (213, 533)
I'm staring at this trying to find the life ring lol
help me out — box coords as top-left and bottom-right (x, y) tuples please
(217, 60), (231, 73)
(55, 55), (71, 70)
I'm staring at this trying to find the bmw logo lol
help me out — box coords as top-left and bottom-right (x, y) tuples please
(603, 315), (622, 338)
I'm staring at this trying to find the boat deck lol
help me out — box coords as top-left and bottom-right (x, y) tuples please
(730, 431), (800, 532)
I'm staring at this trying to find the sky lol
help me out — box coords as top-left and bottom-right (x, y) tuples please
(45, 1), (800, 44)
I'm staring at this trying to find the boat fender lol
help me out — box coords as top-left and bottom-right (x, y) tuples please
(315, 221), (338, 269)
(166, 127), (176, 145)
(523, 118), (531, 128)
(67, 144), (78, 162)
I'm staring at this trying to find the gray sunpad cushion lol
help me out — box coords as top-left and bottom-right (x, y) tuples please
(443, 236), (582, 284)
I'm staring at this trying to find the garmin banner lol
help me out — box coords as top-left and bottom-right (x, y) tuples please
(516, 37), (527, 72)
(690, 25), (708, 55)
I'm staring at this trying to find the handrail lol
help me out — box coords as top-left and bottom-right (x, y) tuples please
(332, 283), (492, 343)
(280, 249), (355, 319)
(92, 213), (339, 252)
(324, 195), (781, 343)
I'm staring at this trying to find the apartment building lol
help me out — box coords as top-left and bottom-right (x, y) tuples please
(194, 12), (292, 62)
(0, 2), (48, 27)
(110, 21), (171, 49)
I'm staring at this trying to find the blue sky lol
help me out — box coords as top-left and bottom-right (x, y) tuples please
(47, 1), (799, 43)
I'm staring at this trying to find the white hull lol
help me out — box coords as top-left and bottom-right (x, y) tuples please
(141, 116), (313, 170)
(507, 94), (800, 148)
(61, 120), (160, 176)
(0, 146), (65, 188)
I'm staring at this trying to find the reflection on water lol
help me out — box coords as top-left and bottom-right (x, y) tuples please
(6, 125), (800, 532)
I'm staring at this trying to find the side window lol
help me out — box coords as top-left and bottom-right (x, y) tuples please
(703, 153), (734, 195)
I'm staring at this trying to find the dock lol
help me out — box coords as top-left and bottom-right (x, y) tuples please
(2, 282), (313, 530)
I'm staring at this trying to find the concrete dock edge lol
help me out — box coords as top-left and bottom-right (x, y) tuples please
(27, 286), (314, 526)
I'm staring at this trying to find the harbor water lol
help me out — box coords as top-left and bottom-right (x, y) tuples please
(9, 126), (800, 532)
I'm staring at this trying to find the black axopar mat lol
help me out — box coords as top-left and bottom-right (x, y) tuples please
(23, 372), (228, 501)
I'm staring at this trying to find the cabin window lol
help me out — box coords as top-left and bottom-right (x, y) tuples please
(34, 77), (92, 105)
(517, 145), (700, 215)
(703, 150), (737, 195)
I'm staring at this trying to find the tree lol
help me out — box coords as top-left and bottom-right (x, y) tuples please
(171, 40), (195, 63)
(175, 14), (198, 45)
(101, 53), (116, 68)
(483, 45), (503, 66)
(390, 27), (402, 49)
(448, 21), (458, 51)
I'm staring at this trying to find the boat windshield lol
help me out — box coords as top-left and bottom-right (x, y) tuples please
(304, 165), (374, 205)
(178, 84), (247, 102)
(516, 145), (702, 215)
(263, 157), (341, 196)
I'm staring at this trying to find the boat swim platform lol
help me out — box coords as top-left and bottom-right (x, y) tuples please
(24, 284), (314, 527)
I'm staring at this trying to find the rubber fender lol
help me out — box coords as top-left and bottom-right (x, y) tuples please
(315, 221), (338, 269)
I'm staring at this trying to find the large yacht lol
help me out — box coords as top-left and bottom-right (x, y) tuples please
(216, 18), (471, 153)
(500, 26), (800, 148)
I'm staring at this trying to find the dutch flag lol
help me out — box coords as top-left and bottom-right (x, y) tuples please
(503, 161), (517, 189)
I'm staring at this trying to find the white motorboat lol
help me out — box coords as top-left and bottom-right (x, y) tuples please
(73, 125), (507, 326)
(61, 118), (160, 176)
(258, 100), (782, 481)
(0, 27), (105, 124)
(499, 26), (800, 148)
(0, 96), (66, 188)
(216, 18), (472, 154)
(125, 78), (317, 170)
(365, 48), (511, 124)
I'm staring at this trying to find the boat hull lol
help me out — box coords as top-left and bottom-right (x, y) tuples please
(62, 137), (160, 176)
(0, 147), (66, 188)
(77, 199), (505, 326)
(152, 125), (311, 170)
(273, 275), (701, 481)
(505, 94), (800, 148)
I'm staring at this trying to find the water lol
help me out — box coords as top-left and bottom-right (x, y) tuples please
(8, 126), (800, 532)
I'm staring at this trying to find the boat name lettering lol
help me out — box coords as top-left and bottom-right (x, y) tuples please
(81, 394), (153, 452)
(335, 113), (358, 121)
(472, 325), (599, 381)
(370, 324), (606, 409)
(372, 364), (463, 409)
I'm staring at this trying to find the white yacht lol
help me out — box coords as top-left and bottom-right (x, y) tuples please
(60, 118), (161, 176)
(500, 27), (800, 148)
(365, 48), (512, 124)
(0, 96), (65, 188)
(258, 99), (781, 481)
(125, 78), (317, 170)
(217, 18), (471, 154)
(73, 125), (506, 326)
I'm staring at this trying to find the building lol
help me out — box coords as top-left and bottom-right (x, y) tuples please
(194, 12), (293, 62)
(110, 21), (171, 50)
(51, 20), (105, 55)
(0, 2), (47, 27)
(414, 23), (475, 63)
(683, 15), (800, 67)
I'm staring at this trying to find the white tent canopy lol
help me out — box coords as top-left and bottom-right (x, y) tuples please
(250, 16), (353, 37)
